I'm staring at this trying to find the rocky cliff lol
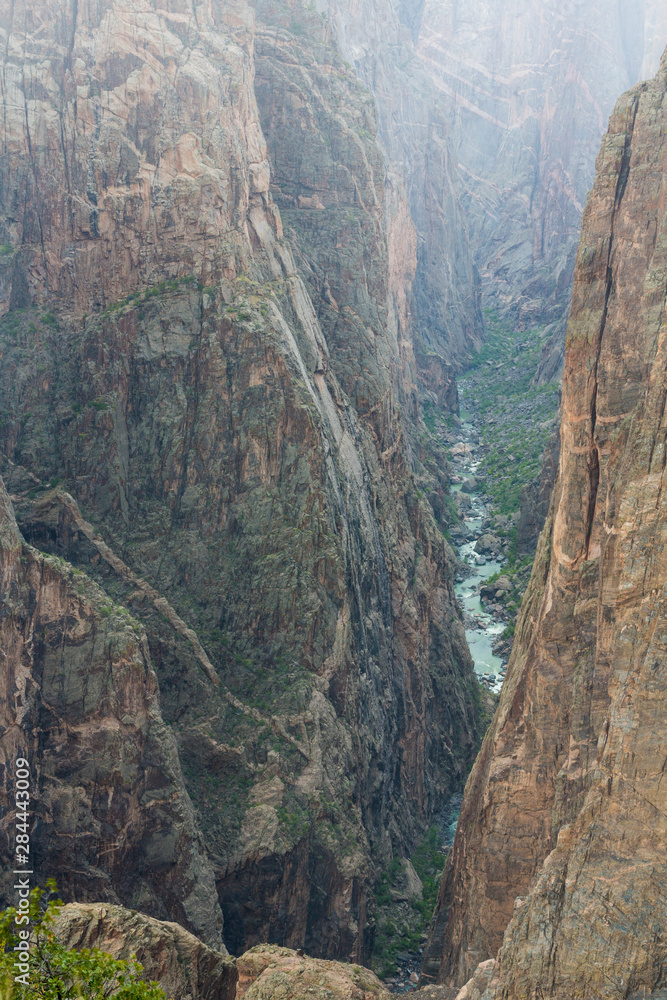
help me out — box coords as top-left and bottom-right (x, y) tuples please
(55, 902), (237, 1000)
(0, 0), (483, 962)
(317, 0), (483, 378)
(0, 478), (223, 946)
(54, 901), (393, 999)
(423, 49), (667, 998)
(415, 0), (667, 330)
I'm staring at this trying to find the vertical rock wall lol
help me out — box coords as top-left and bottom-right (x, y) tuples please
(0, 0), (484, 960)
(415, 0), (667, 330)
(317, 0), (483, 377)
(0, 479), (224, 947)
(423, 50), (667, 998)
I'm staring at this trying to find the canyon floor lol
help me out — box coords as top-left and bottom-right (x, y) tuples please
(373, 311), (561, 992)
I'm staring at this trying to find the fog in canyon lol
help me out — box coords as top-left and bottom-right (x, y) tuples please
(0, 1), (666, 999)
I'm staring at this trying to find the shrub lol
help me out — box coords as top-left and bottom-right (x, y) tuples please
(0, 883), (166, 999)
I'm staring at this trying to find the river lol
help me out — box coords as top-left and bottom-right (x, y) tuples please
(385, 414), (510, 994)
(449, 421), (507, 695)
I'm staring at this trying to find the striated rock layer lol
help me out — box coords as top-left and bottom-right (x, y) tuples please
(416, 0), (667, 329)
(423, 50), (667, 998)
(0, 480), (223, 946)
(318, 0), (483, 375)
(0, 0), (483, 961)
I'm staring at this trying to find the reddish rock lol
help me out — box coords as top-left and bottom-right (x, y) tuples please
(424, 47), (667, 998)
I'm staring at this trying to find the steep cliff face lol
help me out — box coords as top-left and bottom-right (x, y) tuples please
(0, 0), (483, 961)
(318, 0), (483, 376)
(416, 0), (667, 329)
(251, 1), (416, 441)
(0, 479), (223, 947)
(424, 51), (667, 997)
(516, 417), (560, 557)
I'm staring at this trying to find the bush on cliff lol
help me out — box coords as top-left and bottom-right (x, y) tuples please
(0, 883), (165, 1000)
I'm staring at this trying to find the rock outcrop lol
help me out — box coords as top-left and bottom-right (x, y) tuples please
(423, 49), (667, 998)
(237, 944), (390, 999)
(415, 0), (667, 327)
(55, 903), (237, 1000)
(55, 906), (393, 1000)
(516, 416), (560, 556)
(0, 0), (483, 961)
(0, 479), (223, 946)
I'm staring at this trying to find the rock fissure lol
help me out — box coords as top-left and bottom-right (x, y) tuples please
(425, 47), (667, 1000)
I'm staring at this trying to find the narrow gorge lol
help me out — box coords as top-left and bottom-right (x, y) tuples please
(0, 2), (666, 1000)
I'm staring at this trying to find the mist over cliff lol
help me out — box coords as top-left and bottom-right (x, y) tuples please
(414, 0), (667, 337)
(0, 2), (666, 999)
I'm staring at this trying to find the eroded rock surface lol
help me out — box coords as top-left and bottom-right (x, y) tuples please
(320, 0), (483, 372)
(55, 903), (237, 1000)
(415, 0), (667, 327)
(237, 944), (390, 999)
(0, 0), (483, 961)
(0, 480), (223, 946)
(423, 50), (667, 998)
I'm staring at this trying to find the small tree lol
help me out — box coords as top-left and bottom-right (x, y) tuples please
(0, 882), (166, 1000)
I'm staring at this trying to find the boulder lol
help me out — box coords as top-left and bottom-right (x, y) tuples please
(236, 945), (390, 999)
(54, 903), (237, 1000)
(474, 533), (500, 555)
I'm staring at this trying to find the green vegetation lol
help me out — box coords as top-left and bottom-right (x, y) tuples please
(371, 825), (448, 978)
(101, 275), (198, 316)
(0, 883), (165, 999)
(276, 789), (311, 843)
(461, 309), (560, 517)
(215, 640), (313, 717)
(412, 824), (447, 915)
(457, 309), (561, 629)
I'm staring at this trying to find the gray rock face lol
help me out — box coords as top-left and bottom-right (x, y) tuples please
(0, 0), (485, 961)
(319, 0), (484, 374)
(0, 480), (224, 947)
(415, 0), (667, 327)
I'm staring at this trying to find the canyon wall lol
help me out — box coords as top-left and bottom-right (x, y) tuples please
(318, 0), (483, 381)
(0, 0), (484, 961)
(423, 49), (667, 999)
(0, 478), (224, 946)
(416, 0), (667, 332)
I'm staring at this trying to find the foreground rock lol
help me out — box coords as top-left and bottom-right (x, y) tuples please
(237, 945), (390, 999)
(423, 48), (667, 998)
(55, 904), (237, 1000)
(55, 905), (394, 999)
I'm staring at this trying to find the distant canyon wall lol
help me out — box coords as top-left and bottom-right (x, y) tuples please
(318, 0), (484, 389)
(416, 0), (667, 334)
